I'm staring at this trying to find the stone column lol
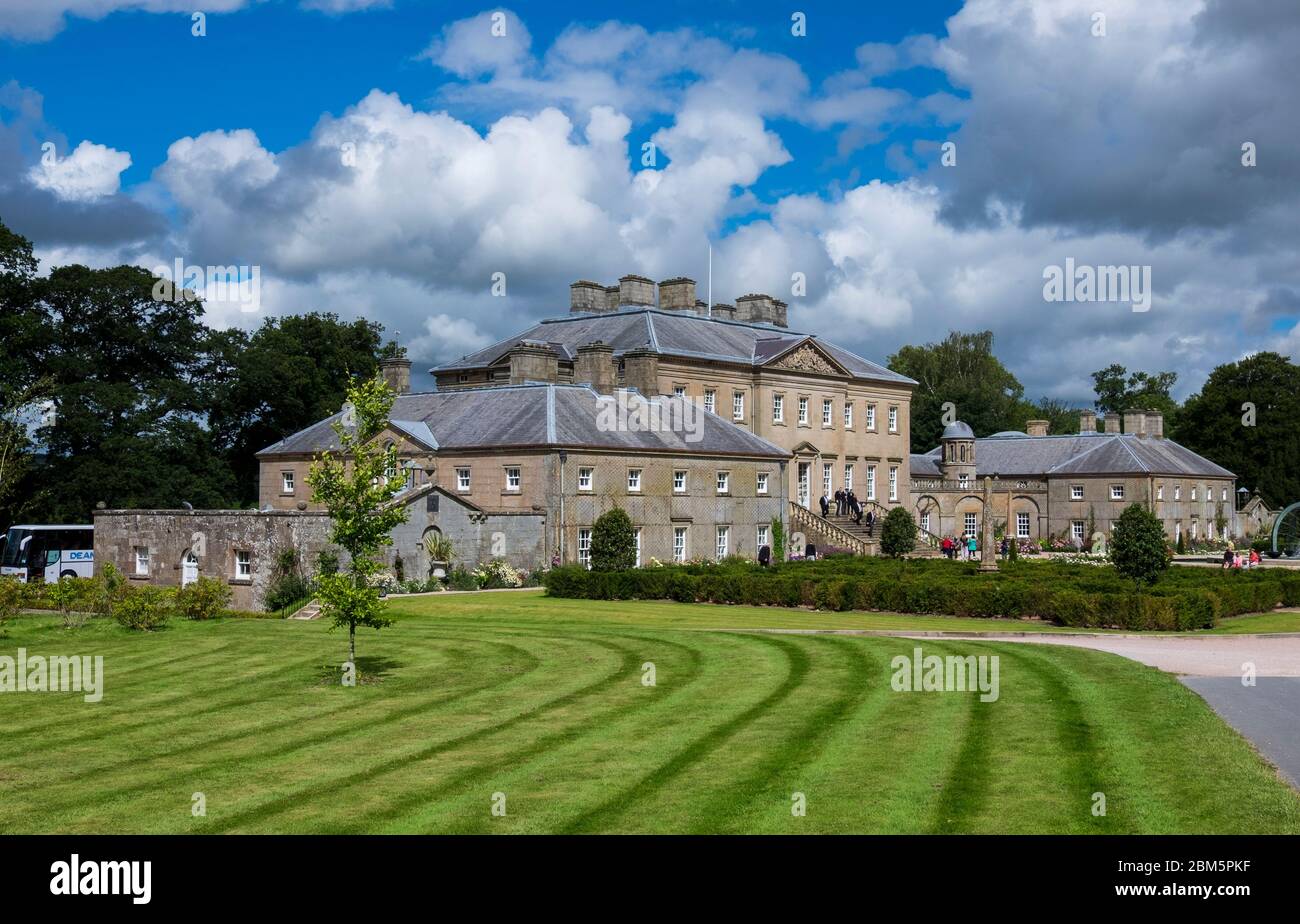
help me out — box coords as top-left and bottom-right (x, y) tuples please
(979, 476), (999, 572)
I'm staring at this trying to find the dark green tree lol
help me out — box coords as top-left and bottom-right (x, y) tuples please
(1171, 352), (1300, 509)
(590, 508), (637, 571)
(888, 331), (1029, 452)
(208, 313), (391, 503)
(880, 506), (917, 558)
(1110, 504), (1169, 588)
(1090, 364), (1178, 418)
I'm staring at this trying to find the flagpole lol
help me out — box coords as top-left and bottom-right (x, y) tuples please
(707, 243), (712, 317)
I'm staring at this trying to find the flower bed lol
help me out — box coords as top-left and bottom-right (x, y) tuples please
(542, 558), (1300, 631)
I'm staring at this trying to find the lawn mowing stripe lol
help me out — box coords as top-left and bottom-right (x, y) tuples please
(8, 646), (358, 757)
(925, 642), (1001, 834)
(4, 633), (548, 823)
(558, 632), (809, 834)
(331, 630), (711, 834)
(0, 634), (506, 798)
(690, 634), (884, 834)
(203, 632), (647, 833)
(985, 642), (1123, 833)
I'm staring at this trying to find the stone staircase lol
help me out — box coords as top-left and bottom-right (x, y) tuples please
(789, 502), (945, 558)
(288, 599), (322, 620)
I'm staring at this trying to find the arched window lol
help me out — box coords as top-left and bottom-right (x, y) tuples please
(384, 441), (397, 483)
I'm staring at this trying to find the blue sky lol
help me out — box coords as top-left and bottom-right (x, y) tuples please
(1, 0), (1296, 403)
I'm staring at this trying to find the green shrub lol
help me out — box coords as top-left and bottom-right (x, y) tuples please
(447, 567), (478, 591)
(1111, 504), (1170, 587)
(0, 576), (21, 633)
(113, 586), (173, 631)
(590, 508), (637, 571)
(175, 577), (232, 620)
(880, 507), (917, 558)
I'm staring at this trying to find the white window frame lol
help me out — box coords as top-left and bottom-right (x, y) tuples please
(627, 469), (642, 492)
(1156, 484), (1164, 501)
(634, 528), (642, 567)
(920, 512), (930, 534)
(1072, 520), (1085, 542)
(505, 466), (521, 492)
(673, 470), (687, 493)
(888, 406), (899, 433)
(234, 549), (251, 580)
(732, 391), (744, 421)
(822, 463), (833, 497)
(134, 546), (150, 576)
(578, 529), (592, 568)
(866, 465), (877, 502)
(756, 472), (769, 495)
(822, 399), (833, 427)
(757, 524), (770, 551)
(866, 404), (876, 430)
(1190, 486), (1197, 501)
(965, 513), (978, 539)
(844, 403), (853, 429)
(716, 471), (730, 494)
(1071, 484), (1084, 500)
(716, 526), (729, 561)
(1174, 485), (1181, 501)
(578, 467), (593, 491)
(958, 474), (970, 490)
(281, 470), (294, 493)
(888, 465), (898, 502)
(456, 467), (471, 492)
(673, 385), (686, 398)
(844, 464), (854, 492)
(798, 396), (809, 425)
(1016, 512), (1030, 538)
(1110, 484), (1125, 501)
(673, 526), (687, 563)
(703, 390), (716, 414)
(772, 394), (784, 423)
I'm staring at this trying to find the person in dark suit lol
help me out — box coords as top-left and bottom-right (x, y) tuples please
(865, 509), (875, 536)
(819, 493), (830, 517)
(834, 488), (845, 516)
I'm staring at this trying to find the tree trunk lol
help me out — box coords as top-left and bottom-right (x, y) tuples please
(349, 620), (356, 664)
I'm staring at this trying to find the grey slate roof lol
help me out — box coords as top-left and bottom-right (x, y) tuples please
(910, 433), (1235, 479)
(432, 307), (916, 386)
(258, 384), (790, 460)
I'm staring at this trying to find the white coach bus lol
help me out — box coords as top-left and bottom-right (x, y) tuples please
(0, 525), (95, 583)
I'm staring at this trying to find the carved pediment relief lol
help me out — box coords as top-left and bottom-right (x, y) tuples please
(767, 341), (847, 376)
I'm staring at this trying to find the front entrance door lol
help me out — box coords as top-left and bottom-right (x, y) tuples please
(797, 462), (811, 509)
(182, 551), (199, 587)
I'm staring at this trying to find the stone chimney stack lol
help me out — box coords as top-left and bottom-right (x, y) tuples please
(570, 280), (611, 314)
(735, 293), (778, 325)
(1079, 409), (1097, 434)
(710, 303), (735, 320)
(621, 347), (660, 396)
(1123, 408), (1147, 437)
(1103, 412), (1122, 434)
(618, 274), (656, 307)
(1145, 408), (1164, 439)
(1026, 419), (1049, 438)
(574, 341), (616, 394)
(507, 341), (559, 385)
(657, 277), (696, 311)
(379, 357), (412, 395)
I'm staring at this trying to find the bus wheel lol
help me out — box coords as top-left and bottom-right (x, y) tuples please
(59, 570), (77, 580)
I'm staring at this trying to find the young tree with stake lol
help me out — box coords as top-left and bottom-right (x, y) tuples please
(307, 375), (409, 670)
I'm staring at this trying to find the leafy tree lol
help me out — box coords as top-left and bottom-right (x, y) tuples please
(771, 516), (785, 563)
(590, 507), (636, 571)
(208, 313), (391, 504)
(307, 375), (409, 667)
(1172, 352), (1300, 509)
(1091, 364), (1178, 418)
(1110, 504), (1169, 588)
(1015, 395), (1079, 437)
(888, 331), (1029, 452)
(880, 507), (917, 558)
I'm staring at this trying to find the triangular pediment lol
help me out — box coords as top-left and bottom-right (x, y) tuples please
(762, 338), (850, 376)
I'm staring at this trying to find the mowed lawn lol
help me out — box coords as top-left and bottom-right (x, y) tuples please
(1, 591), (1298, 834)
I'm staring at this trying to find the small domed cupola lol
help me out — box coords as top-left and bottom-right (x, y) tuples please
(939, 421), (977, 483)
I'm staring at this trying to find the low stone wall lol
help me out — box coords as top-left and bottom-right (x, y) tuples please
(93, 509), (334, 611)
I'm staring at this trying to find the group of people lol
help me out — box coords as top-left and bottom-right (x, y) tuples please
(819, 490), (874, 534)
(1223, 542), (1262, 570)
(941, 535), (979, 560)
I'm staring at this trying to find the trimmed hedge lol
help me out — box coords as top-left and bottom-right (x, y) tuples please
(543, 559), (1300, 631)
